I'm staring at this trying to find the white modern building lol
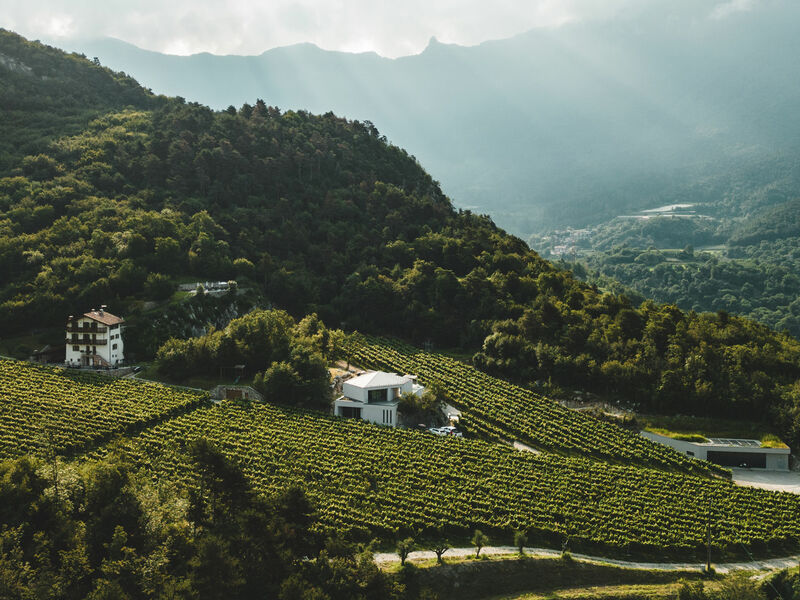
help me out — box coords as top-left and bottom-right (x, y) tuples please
(65, 306), (125, 367)
(641, 431), (790, 471)
(334, 371), (425, 427)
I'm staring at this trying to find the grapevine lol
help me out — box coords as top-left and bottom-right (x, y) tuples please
(343, 335), (728, 476)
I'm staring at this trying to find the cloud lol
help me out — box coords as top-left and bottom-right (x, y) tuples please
(0, 0), (697, 58)
(710, 0), (756, 19)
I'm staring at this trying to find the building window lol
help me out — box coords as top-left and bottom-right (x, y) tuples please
(72, 345), (79, 351)
(341, 406), (361, 419)
(368, 389), (388, 403)
(112, 343), (118, 350)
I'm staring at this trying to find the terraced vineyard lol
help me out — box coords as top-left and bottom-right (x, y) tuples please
(3, 357), (799, 560)
(343, 335), (727, 477)
(98, 399), (800, 560)
(0, 359), (207, 458)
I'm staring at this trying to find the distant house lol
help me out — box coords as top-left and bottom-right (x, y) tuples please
(65, 306), (125, 367)
(334, 371), (425, 427)
(29, 344), (65, 364)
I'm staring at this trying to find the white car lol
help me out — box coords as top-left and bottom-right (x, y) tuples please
(428, 426), (463, 438)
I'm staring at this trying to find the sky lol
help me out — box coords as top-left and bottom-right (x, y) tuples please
(0, 0), (757, 58)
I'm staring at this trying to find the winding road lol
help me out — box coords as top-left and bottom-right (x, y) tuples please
(374, 546), (800, 575)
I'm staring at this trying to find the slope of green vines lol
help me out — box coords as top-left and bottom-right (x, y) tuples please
(343, 335), (728, 477)
(0, 359), (207, 458)
(97, 399), (799, 561)
(3, 354), (798, 560)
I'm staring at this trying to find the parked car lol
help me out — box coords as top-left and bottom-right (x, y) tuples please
(428, 426), (463, 438)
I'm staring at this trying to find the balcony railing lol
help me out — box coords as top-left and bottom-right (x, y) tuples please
(66, 338), (107, 346)
(66, 325), (107, 333)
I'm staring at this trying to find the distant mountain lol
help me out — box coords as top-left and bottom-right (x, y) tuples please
(52, 0), (800, 234)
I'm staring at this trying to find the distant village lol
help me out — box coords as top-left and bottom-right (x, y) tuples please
(535, 227), (594, 258)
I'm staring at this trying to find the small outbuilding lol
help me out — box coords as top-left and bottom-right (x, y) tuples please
(642, 431), (790, 471)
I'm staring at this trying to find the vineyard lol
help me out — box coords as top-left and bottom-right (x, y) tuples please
(3, 357), (800, 560)
(0, 359), (207, 459)
(343, 335), (726, 476)
(96, 399), (800, 561)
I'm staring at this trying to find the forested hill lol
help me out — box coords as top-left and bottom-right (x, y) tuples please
(0, 29), (162, 173)
(4, 31), (800, 449)
(0, 28), (545, 347)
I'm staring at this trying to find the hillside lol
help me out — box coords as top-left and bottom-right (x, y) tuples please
(0, 358), (206, 457)
(51, 0), (800, 235)
(3, 356), (800, 563)
(0, 30), (161, 173)
(4, 30), (800, 448)
(344, 335), (725, 476)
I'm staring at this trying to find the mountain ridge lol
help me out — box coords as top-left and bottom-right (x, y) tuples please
(44, 1), (800, 234)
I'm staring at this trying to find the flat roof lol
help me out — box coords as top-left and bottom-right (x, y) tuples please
(706, 438), (761, 448)
(345, 371), (411, 389)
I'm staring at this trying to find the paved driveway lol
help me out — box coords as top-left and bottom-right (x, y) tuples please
(731, 468), (800, 494)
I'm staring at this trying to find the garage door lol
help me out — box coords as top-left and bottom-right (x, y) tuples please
(706, 451), (766, 469)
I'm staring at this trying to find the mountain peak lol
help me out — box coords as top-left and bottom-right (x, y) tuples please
(423, 36), (449, 53)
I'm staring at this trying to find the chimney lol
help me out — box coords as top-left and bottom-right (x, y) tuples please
(100, 305), (106, 316)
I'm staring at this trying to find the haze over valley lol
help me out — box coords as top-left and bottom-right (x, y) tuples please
(49, 0), (800, 236)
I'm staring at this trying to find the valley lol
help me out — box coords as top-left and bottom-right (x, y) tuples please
(529, 197), (800, 339)
(2, 7), (800, 597)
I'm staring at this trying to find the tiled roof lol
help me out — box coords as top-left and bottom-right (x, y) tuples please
(75, 310), (124, 326)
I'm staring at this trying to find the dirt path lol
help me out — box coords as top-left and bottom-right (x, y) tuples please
(374, 546), (800, 575)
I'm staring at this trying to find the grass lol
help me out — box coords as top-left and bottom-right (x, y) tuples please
(386, 551), (741, 600)
(644, 428), (709, 443)
(761, 434), (789, 449)
(170, 290), (192, 302)
(640, 414), (788, 448)
(501, 580), (723, 599)
(387, 552), (726, 600)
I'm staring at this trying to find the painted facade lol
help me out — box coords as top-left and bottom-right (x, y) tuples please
(334, 371), (425, 427)
(65, 306), (125, 367)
